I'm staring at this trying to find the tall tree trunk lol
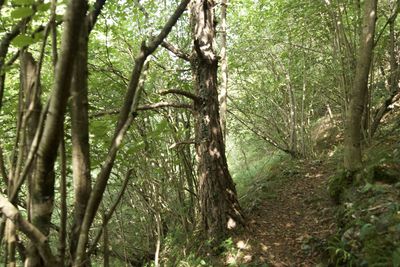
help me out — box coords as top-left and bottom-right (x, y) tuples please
(15, 51), (42, 267)
(190, 0), (244, 244)
(73, 2), (190, 265)
(25, 0), (88, 265)
(219, 0), (228, 140)
(69, 0), (107, 259)
(70, 19), (92, 260)
(344, 0), (377, 174)
(58, 127), (67, 267)
(102, 212), (109, 267)
(288, 81), (297, 155)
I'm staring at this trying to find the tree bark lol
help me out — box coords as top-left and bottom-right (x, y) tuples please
(0, 194), (57, 266)
(14, 51), (42, 267)
(58, 128), (67, 267)
(344, 0), (378, 174)
(219, 0), (228, 140)
(73, 1), (190, 265)
(69, 19), (92, 259)
(25, 0), (88, 265)
(190, 0), (244, 244)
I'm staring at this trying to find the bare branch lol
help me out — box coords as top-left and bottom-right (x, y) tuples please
(90, 102), (192, 118)
(10, 98), (50, 203)
(88, 169), (133, 255)
(145, 0), (190, 55)
(168, 140), (196, 149)
(88, 0), (107, 33)
(138, 101), (192, 111)
(159, 89), (200, 102)
(6, 51), (20, 67)
(134, 0), (149, 19)
(162, 41), (190, 61)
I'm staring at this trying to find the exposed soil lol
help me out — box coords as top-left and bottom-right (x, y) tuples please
(228, 160), (337, 266)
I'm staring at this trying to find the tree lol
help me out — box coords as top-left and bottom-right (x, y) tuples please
(25, 0), (89, 265)
(190, 0), (244, 242)
(219, 0), (228, 140)
(344, 0), (378, 175)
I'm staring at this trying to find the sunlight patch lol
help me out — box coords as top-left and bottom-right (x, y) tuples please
(227, 217), (237, 229)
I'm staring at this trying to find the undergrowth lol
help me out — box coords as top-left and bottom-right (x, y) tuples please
(326, 124), (400, 266)
(229, 144), (295, 210)
(158, 139), (296, 266)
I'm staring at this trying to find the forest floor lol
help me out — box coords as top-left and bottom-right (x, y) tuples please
(225, 159), (337, 267)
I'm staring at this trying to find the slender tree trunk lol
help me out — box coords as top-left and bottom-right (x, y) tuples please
(15, 51), (42, 267)
(73, 2), (190, 264)
(288, 82), (297, 155)
(219, 0), (228, 140)
(0, 194), (57, 265)
(25, 0), (89, 265)
(102, 213), (109, 267)
(0, 74), (4, 112)
(344, 0), (377, 174)
(190, 0), (244, 244)
(70, 19), (92, 260)
(59, 127), (67, 267)
(370, 4), (399, 137)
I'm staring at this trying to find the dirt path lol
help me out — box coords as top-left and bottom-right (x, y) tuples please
(230, 161), (337, 266)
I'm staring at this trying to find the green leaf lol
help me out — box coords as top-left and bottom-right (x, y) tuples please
(33, 31), (44, 42)
(11, 35), (34, 48)
(55, 14), (64, 23)
(393, 247), (400, 267)
(360, 223), (375, 240)
(12, 0), (35, 5)
(11, 7), (34, 19)
(37, 3), (51, 12)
